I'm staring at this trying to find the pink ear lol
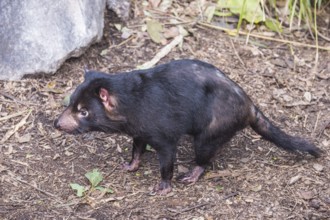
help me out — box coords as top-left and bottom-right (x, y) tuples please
(99, 88), (109, 102)
(99, 88), (116, 112)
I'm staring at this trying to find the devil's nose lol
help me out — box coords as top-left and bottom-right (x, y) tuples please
(54, 118), (61, 130)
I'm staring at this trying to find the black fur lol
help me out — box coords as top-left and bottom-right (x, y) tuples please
(55, 59), (322, 194)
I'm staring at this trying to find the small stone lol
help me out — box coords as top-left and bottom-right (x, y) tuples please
(309, 199), (321, 209)
(313, 163), (324, 172)
(299, 190), (314, 200)
(288, 175), (301, 185)
(240, 157), (249, 163)
(304, 92), (312, 102)
(177, 165), (189, 173)
(245, 198), (254, 203)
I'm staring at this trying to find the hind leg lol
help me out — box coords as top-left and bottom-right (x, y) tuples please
(177, 134), (232, 184)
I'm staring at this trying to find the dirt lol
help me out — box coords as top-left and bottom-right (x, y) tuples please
(1, 6), (330, 220)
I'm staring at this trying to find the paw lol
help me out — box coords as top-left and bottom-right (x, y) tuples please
(122, 161), (139, 172)
(152, 180), (172, 195)
(176, 166), (205, 184)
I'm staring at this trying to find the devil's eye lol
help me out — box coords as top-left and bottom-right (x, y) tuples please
(79, 108), (89, 117)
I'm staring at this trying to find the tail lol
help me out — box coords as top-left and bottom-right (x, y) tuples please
(249, 106), (322, 157)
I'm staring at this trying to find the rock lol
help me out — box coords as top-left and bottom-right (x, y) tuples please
(299, 190), (314, 200)
(309, 199), (321, 209)
(312, 163), (324, 172)
(0, 0), (105, 80)
(288, 175), (301, 185)
(107, 0), (131, 20)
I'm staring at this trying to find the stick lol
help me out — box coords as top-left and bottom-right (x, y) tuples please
(229, 38), (247, 71)
(170, 203), (209, 216)
(0, 110), (28, 122)
(223, 192), (239, 200)
(138, 35), (183, 69)
(0, 91), (38, 106)
(312, 111), (321, 136)
(1, 110), (32, 143)
(197, 22), (330, 51)
(10, 174), (58, 199)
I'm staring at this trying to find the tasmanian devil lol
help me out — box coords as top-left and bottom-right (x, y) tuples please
(54, 59), (322, 195)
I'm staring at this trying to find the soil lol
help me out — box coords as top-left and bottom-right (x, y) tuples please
(1, 6), (330, 220)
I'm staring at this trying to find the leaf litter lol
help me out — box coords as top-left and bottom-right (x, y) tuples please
(0, 0), (329, 219)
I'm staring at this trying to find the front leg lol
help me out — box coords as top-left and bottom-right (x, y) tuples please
(153, 145), (177, 195)
(122, 137), (147, 172)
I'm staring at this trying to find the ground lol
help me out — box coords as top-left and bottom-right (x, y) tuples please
(1, 6), (330, 220)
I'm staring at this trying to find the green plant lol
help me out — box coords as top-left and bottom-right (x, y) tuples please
(214, 0), (324, 34)
(70, 169), (113, 197)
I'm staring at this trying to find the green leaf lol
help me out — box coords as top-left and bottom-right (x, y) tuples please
(95, 186), (114, 194)
(85, 169), (103, 187)
(217, 0), (264, 23)
(70, 183), (86, 197)
(216, 185), (224, 191)
(265, 18), (282, 33)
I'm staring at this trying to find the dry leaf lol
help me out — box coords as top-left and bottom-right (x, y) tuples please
(121, 27), (133, 39)
(159, 0), (172, 11)
(17, 133), (31, 143)
(149, 0), (161, 8)
(147, 19), (166, 44)
(163, 26), (179, 39)
(46, 81), (56, 89)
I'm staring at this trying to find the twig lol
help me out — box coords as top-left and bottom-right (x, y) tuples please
(0, 91), (38, 106)
(312, 2), (319, 74)
(9, 173), (59, 199)
(229, 38), (247, 71)
(137, 34), (183, 69)
(1, 110), (32, 144)
(197, 22), (330, 51)
(317, 119), (330, 139)
(223, 192), (239, 200)
(170, 202), (209, 216)
(317, 30), (330, 42)
(0, 110), (28, 122)
(312, 111), (321, 136)
(110, 35), (135, 48)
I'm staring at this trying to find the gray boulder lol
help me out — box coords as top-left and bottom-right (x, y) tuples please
(107, 0), (131, 20)
(0, 0), (106, 80)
